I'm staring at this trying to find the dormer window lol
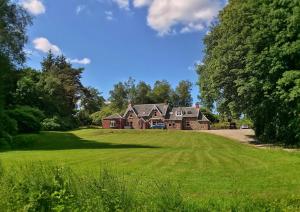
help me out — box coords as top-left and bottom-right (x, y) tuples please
(176, 111), (182, 116)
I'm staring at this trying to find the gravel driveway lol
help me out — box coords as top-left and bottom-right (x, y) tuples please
(201, 129), (256, 143)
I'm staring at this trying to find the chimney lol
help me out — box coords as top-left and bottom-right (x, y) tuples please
(128, 100), (133, 108)
(195, 102), (200, 109)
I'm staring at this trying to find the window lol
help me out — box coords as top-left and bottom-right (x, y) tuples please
(186, 121), (190, 127)
(176, 111), (182, 116)
(169, 123), (172, 127)
(154, 111), (157, 116)
(187, 111), (192, 114)
(129, 114), (133, 118)
(173, 123), (175, 127)
(110, 120), (116, 128)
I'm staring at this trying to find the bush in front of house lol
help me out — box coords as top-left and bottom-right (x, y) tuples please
(6, 106), (44, 133)
(211, 122), (231, 129)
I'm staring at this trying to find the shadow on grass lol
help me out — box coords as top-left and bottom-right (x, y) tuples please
(4, 131), (159, 151)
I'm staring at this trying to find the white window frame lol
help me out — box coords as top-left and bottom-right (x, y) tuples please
(110, 120), (116, 128)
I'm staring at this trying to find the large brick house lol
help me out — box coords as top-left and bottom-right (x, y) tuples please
(102, 103), (210, 130)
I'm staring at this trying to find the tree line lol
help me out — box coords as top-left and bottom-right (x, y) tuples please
(108, 78), (193, 112)
(197, 0), (300, 145)
(0, 0), (195, 147)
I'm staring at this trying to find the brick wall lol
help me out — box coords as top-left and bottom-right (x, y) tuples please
(102, 119), (125, 129)
(183, 118), (210, 130)
(165, 120), (182, 130)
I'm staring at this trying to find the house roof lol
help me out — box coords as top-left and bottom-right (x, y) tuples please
(166, 107), (198, 120)
(103, 113), (123, 120)
(128, 103), (169, 117)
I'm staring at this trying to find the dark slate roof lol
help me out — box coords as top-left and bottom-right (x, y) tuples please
(131, 103), (169, 117)
(167, 107), (199, 120)
(103, 114), (123, 120)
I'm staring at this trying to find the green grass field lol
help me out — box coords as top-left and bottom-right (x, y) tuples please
(1, 129), (300, 210)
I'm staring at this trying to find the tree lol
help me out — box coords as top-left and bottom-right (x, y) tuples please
(197, 0), (300, 144)
(80, 87), (105, 114)
(172, 80), (193, 107)
(14, 68), (42, 108)
(151, 80), (173, 104)
(124, 77), (137, 103)
(135, 81), (152, 104)
(109, 82), (128, 112)
(0, 0), (31, 141)
(38, 54), (84, 117)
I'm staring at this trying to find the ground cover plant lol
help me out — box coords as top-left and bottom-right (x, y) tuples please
(1, 129), (300, 210)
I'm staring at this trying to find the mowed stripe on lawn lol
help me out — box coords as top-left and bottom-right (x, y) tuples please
(1, 129), (300, 201)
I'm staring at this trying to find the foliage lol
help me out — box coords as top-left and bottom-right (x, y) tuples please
(0, 0), (31, 142)
(134, 81), (153, 104)
(90, 106), (117, 126)
(80, 87), (105, 114)
(7, 106), (44, 133)
(151, 80), (173, 104)
(76, 110), (92, 126)
(236, 118), (254, 129)
(197, 0), (300, 144)
(0, 0), (32, 64)
(200, 107), (219, 123)
(41, 116), (62, 131)
(211, 122), (230, 130)
(38, 53), (85, 118)
(172, 80), (193, 107)
(14, 68), (42, 107)
(109, 82), (128, 112)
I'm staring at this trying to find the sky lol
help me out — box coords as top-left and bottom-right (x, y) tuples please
(21, 0), (226, 102)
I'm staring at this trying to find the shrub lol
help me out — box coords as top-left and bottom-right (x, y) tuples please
(59, 116), (79, 130)
(42, 116), (79, 131)
(0, 113), (17, 150)
(212, 122), (230, 129)
(7, 106), (44, 133)
(236, 118), (254, 129)
(41, 116), (62, 131)
(76, 110), (92, 126)
(90, 106), (117, 126)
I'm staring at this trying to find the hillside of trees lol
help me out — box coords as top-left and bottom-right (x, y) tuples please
(197, 0), (300, 145)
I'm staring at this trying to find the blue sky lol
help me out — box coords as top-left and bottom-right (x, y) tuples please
(22, 0), (226, 102)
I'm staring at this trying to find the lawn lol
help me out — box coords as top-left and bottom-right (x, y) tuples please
(1, 129), (300, 209)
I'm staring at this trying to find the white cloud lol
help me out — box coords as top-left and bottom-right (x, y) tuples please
(76, 5), (86, 14)
(112, 0), (129, 10)
(21, 0), (45, 15)
(69, 58), (91, 65)
(133, 0), (223, 36)
(33, 37), (61, 55)
(133, 0), (152, 7)
(105, 11), (114, 20)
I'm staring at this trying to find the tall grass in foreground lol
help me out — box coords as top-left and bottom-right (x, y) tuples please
(0, 161), (300, 211)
